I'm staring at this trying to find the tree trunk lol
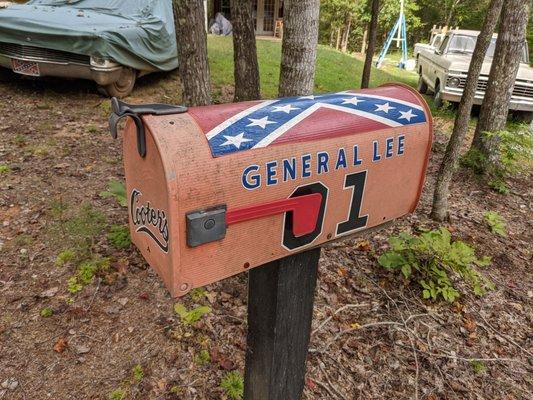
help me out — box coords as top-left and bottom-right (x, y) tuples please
(430, 0), (504, 222)
(341, 14), (352, 53)
(361, 28), (368, 55)
(329, 28), (335, 47)
(361, 0), (379, 89)
(278, 0), (320, 97)
(231, 0), (260, 102)
(336, 27), (342, 50)
(174, 0), (212, 106)
(470, 0), (532, 166)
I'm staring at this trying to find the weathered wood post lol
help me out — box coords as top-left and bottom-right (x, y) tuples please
(244, 249), (320, 399)
(110, 84), (432, 398)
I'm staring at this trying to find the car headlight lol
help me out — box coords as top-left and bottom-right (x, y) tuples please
(448, 77), (461, 88)
(91, 57), (106, 66)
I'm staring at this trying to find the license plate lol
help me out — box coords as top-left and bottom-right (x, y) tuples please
(11, 59), (40, 76)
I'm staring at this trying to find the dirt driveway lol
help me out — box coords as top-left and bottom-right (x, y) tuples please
(0, 77), (532, 399)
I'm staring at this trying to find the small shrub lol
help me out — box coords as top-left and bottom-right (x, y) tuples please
(0, 165), (10, 174)
(174, 303), (211, 325)
(55, 250), (76, 266)
(108, 225), (131, 250)
(220, 371), (244, 400)
(40, 307), (54, 318)
(132, 364), (144, 382)
(378, 228), (493, 303)
(108, 388), (126, 400)
(484, 211), (507, 236)
(195, 349), (211, 366)
(461, 148), (487, 175)
(68, 258), (110, 294)
(189, 287), (206, 302)
(470, 360), (487, 375)
(488, 179), (509, 195)
(100, 180), (127, 207)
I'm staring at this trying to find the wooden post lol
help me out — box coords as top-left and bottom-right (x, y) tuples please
(244, 248), (321, 400)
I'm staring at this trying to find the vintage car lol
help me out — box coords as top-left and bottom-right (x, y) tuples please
(414, 33), (444, 63)
(417, 29), (533, 117)
(0, 0), (178, 97)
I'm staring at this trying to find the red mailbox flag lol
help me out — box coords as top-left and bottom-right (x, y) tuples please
(114, 84), (432, 297)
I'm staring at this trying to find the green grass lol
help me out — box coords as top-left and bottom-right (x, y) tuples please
(207, 35), (419, 100)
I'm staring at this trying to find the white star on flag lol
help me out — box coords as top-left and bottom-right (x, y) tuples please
(272, 104), (300, 114)
(298, 95), (315, 100)
(342, 96), (364, 106)
(221, 132), (252, 149)
(398, 109), (417, 122)
(375, 102), (396, 113)
(247, 116), (277, 129)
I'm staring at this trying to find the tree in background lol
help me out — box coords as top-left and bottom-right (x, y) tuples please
(430, 0), (503, 222)
(230, 0), (260, 101)
(469, 0), (532, 168)
(174, 0), (212, 106)
(279, 0), (321, 97)
(360, 0), (379, 89)
(319, 0), (359, 52)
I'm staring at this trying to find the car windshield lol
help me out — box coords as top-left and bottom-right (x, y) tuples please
(447, 34), (529, 63)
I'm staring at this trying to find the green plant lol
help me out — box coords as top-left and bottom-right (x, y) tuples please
(108, 388), (126, 400)
(108, 225), (131, 250)
(220, 371), (244, 400)
(174, 303), (211, 325)
(100, 180), (127, 207)
(484, 211), (507, 236)
(488, 179), (509, 195)
(470, 360), (487, 375)
(195, 349), (211, 366)
(132, 364), (144, 382)
(189, 287), (206, 302)
(378, 228), (494, 303)
(55, 249), (76, 266)
(0, 165), (10, 174)
(67, 258), (110, 294)
(461, 148), (487, 175)
(40, 307), (54, 318)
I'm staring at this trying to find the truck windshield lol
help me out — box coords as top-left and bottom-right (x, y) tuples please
(448, 35), (529, 63)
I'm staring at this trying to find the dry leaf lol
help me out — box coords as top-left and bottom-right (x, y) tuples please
(53, 337), (67, 353)
(355, 240), (372, 252)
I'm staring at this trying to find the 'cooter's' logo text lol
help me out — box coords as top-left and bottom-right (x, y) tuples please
(131, 189), (169, 253)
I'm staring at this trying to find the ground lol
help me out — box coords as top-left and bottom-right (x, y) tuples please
(0, 37), (532, 400)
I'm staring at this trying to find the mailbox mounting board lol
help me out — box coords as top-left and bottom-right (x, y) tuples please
(121, 84), (432, 297)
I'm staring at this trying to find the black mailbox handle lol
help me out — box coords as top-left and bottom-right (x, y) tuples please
(108, 97), (188, 158)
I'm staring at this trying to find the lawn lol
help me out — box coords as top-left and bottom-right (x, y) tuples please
(207, 35), (419, 100)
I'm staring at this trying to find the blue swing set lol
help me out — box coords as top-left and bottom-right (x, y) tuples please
(375, 0), (408, 69)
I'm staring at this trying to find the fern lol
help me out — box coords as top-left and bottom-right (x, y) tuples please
(484, 211), (507, 236)
(100, 180), (127, 207)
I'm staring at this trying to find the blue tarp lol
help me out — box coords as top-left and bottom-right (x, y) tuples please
(0, 0), (178, 71)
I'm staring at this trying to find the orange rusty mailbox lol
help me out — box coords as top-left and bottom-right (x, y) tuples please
(110, 84), (432, 297)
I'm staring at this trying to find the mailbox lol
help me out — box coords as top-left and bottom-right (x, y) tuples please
(110, 84), (432, 297)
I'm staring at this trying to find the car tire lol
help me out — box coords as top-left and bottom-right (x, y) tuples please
(98, 67), (137, 98)
(417, 75), (428, 94)
(433, 83), (443, 108)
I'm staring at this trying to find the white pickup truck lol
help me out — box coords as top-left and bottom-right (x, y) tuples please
(416, 29), (533, 118)
(414, 33), (444, 63)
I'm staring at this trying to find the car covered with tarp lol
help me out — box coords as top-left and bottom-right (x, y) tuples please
(0, 0), (178, 97)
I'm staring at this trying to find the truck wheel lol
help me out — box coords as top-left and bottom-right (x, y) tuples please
(98, 67), (137, 98)
(417, 75), (428, 94)
(433, 83), (443, 108)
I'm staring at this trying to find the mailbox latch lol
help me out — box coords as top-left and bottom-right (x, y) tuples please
(108, 97), (188, 157)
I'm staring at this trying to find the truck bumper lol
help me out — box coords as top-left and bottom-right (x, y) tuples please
(441, 87), (533, 112)
(0, 54), (123, 86)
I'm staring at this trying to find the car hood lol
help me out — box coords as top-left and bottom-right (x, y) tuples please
(0, 0), (178, 72)
(447, 54), (533, 81)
